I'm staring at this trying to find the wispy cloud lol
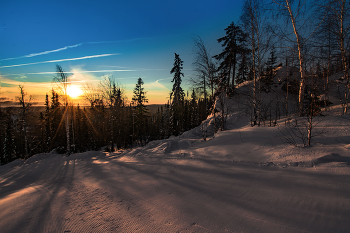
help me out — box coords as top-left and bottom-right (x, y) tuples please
(0, 38), (151, 62)
(143, 78), (170, 91)
(0, 43), (83, 61)
(4, 69), (134, 76)
(0, 54), (119, 69)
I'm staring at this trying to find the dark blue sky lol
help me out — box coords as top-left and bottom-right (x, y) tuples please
(0, 0), (243, 104)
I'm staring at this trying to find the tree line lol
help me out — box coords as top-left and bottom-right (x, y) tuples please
(0, 56), (211, 164)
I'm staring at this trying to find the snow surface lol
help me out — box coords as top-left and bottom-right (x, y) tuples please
(1, 68), (350, 232)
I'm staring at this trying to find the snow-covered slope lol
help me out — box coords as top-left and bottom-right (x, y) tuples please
(124, 67), (350, 168)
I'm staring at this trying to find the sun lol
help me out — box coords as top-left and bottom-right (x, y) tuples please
(67, 84), (83, 98)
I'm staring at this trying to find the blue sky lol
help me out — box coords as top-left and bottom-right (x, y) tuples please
(0, 0), (243, 104)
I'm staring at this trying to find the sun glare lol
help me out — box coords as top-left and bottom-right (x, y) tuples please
(67, 85), (83, 98)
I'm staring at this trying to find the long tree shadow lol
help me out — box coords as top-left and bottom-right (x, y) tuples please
(2, 156), (75, 233)
(312, 153), (350, 165)
(98, 154), (350, 232)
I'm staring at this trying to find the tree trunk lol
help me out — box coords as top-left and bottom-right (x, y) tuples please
(340, 0), (349, 114)
(232, 51), (237, 89)
(23, 113), (28, 158)
(252, 27), (258, 125)
(285, 0), (306, 115)
(66, 103), (70, 155)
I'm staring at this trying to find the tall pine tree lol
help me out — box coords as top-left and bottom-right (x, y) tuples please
(132, 78), (149, 145)
(214, 22), (247, 92)
(170, 53), (185, 136)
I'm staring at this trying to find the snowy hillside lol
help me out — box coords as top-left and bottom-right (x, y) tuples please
(1, 67), (350, 232)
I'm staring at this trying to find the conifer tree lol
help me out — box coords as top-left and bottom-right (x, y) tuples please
(3, 112), (15, 164)
(0, 108), (4, 164)
(236, 46), (250, 85)
(262, 47), (277, 92)
(214, 22), (247, 92)
(81, 107), (91, 151)
(170, 53), (185, 104)
(170, 53), (185, 135)
(132, 78), (149, 145)
(190, 89), (199, 128)
(44, 94), (51, 152)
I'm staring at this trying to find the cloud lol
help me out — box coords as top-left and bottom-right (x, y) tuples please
(143, 78), (171, 92)
(154, 80), (170, 90)
(0, 37), (151, 62)
(0, 82), (17, 87)
(0, 53), (119, 69)
(66, 68), (134, 84)
(0, 76), (53, 102)
(0, 44), (83, 61)
(4, 69), (135, 76)
(0, 76), (51, 87)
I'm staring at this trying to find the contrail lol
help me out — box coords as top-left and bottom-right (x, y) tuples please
(4, 69), (135, 75)
(0, 38), (151, 62)
(0, 54), (119, 69)
(0, 43), (83, 61)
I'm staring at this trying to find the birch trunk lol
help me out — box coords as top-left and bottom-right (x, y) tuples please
(66, 102), (70, 155)
(285, 0), (306, 115)
(340, 0), (349, 114)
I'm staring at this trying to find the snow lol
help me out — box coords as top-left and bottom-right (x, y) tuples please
(1, 68), (350, 232)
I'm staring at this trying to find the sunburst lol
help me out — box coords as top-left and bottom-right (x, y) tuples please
(67, 84), (83, 98)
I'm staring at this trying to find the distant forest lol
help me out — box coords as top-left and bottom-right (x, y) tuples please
(1, 0), (350, 165)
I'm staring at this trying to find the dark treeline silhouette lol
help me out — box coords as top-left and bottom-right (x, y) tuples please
(0, 88), (210, 165)
(0, 54), (210, 164)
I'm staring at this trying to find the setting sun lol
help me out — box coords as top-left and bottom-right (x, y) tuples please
(67, 84), (83, 98)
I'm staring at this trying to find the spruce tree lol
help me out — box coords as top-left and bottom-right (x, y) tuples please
(170, 53), (185, 104)
(170, 53), (185, 136)
(190, 89), (199, 128)
(3, 113), (15, 164)
(50, 89), (64, 152)
(44, 94), (51, 152)
(113, 86), (125, 150)
(214, 22), (247, 92)
(132, 78), (149, 145)
(262, 47), (277, 92)
(236, 47), (250, 85)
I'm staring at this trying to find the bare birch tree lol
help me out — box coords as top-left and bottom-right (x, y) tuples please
(271, 0), (323, 115)
(322, 0), (350, 114)
(192, 37), (216, 114)
(82, 82), (102, 108)
(54, 65), (71, 155)
(241, 0), (272, 125)
(191, 36), (218, 131)
(16, 85), (33, 158)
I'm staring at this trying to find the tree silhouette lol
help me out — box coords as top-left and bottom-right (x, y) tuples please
(132, 78), (149, 145)
(170, 53), (185, 135)
(214, 22), (247, 91)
